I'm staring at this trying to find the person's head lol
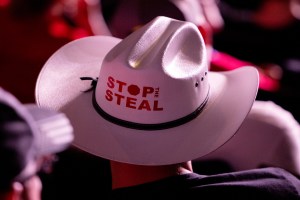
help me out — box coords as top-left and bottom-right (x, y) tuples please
(0, 88), (74, 200)
(35, 16), (258, 170)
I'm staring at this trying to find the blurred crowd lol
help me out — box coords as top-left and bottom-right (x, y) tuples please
(214, 0), (300, 122)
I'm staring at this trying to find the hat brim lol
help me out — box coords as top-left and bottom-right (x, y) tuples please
(35, 36), (258, 165)
(25, 105), (74, 155)
(0, 88), (73, 157)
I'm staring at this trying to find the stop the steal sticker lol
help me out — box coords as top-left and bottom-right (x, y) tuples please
(105, 76), (163, 111)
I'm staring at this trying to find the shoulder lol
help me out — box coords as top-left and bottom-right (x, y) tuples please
(186, 167), (300, 199)
(110, 168), (300, 199)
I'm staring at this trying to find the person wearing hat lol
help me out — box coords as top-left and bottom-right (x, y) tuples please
(35, 16), (300, 199)
(90, 0), (300, 175)
(0, 88), (74, 200)
(84, 0), (300, 176)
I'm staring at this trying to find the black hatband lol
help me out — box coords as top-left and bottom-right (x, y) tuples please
(92, 89), (209, 131)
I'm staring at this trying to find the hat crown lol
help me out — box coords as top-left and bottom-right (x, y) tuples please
(105, 16), (203, 75)
(95, 16), (209, 127)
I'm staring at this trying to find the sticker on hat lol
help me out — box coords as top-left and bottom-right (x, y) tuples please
(36, 16), (259, 165)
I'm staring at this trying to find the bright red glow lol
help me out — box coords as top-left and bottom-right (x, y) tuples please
(0, 0), (10, 7)
(48, 20), (70, 38)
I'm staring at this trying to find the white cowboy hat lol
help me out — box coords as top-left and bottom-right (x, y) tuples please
(35, 16), (258, 165)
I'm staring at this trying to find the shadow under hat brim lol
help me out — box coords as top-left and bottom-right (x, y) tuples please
(35, 36), (258, 165)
